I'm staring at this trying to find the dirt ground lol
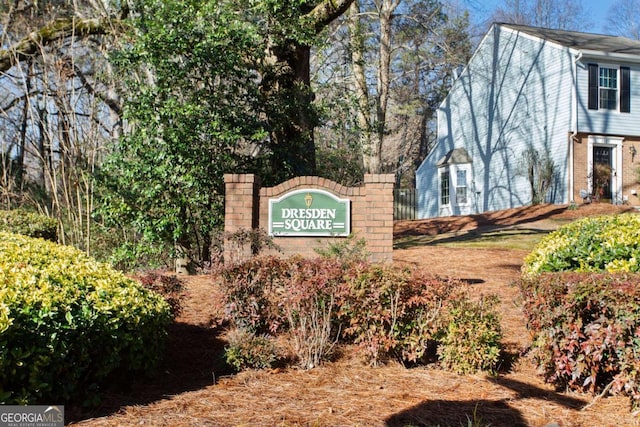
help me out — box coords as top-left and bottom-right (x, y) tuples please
(69, 203), (640, 427)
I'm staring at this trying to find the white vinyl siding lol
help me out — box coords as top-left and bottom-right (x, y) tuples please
(580, 61), (639, 135)
(417, 24), (572, 218)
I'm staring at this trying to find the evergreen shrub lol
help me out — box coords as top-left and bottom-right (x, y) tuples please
(522, 213), (640, 276)
(519, 273), (640, 409)
(338, 263), (462, 366)
(224, 328), (278, 371)
(437, 294), (502, 375)
(217, 255), (502, 371)
(0, 232), (172, 405)
(0, 209), (58, 241)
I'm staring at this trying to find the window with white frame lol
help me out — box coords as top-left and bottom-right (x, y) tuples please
(437, 148), (473, 210)
(439, 164), (471, 207)
(588, 63), (631, 113)
(599, 67), (617, 110)
(456, 169), (468, 204)
(440, 168), (450, 205)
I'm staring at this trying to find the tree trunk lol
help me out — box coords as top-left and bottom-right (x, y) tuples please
(175, 241), (193, 275)
(349, 0), (397, 174)
(372, 0), (397, 174)
(349, 0), (374, 174)
(259, 0), (355, 183)
(262, 43), (317, 182)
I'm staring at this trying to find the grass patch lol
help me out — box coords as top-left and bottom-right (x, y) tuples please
(395, 227), (551, 251)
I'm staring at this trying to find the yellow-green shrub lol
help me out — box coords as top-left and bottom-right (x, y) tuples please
(522, 213), (640, 276)
(0, 232), (172, 405)
(0, 209), (57, 241)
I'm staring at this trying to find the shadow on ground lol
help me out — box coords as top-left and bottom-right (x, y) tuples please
(394, 225), (551, 250)
(385, 376), (586, 427)
(385, 398), (528, 426)
(66, 321), (231, 422)
(394, 205), (568, 239)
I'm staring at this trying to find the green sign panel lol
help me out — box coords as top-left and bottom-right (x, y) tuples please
(269, 189), (350, 236)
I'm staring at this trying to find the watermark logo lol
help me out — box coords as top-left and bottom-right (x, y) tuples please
(0, 405), (64, 427)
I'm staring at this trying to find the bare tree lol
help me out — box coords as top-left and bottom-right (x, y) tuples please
(604, 0), (640, 39)
(0, 1), (124, 253)
(490, 0), (591, 30)
(317, 0), (470, 183)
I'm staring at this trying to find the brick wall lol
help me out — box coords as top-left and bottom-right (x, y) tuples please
(572, 133), (589, 202)
(223, 174), (260, 263)
(623, 136), (640, 203)
(572, 133), (640, 206)
(224, 174), (394, 263)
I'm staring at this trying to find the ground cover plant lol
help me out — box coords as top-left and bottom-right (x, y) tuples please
(0, 232), (172, 406)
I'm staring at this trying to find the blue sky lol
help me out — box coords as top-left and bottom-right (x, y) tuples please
(468, 0), (617, 35)
(581, 0), (616, 33)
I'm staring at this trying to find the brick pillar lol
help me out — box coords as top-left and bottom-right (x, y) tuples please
(223, 174), (260, 264)
(363, 174), (395, 262)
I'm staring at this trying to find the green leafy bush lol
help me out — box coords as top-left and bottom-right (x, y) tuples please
(0, 209), (57, 241)
(224, 328), (278, 371)
(522, 213), (640, 276)
(314, 233), (369, 264)
(518, 273), (640, 408)
(0, 232), (172, 405)
(437, 294), (502, 375)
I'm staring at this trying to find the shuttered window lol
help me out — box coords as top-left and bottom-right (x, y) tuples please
(588, 63), (631, 113)
(599, 67), (618, 110)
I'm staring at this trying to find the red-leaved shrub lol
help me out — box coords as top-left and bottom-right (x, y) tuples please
(518, 272), (640, 408)
(217, 255), (502, 372)
(338, 264), (461, 365)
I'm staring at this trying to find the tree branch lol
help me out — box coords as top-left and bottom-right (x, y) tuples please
(0, 17), (123, 73)
(72, 62), (122, 116)
(307, 0), (355, 34)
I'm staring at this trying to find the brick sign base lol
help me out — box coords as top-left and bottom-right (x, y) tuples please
(223, 174), (394, 264)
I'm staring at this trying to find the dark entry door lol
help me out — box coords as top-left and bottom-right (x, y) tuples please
(593, 146), (612, 200)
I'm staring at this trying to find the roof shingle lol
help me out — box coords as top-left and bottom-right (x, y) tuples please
(500, 23), (640, 55)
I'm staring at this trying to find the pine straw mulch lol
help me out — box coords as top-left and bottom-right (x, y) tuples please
(68, 204), (640, 427)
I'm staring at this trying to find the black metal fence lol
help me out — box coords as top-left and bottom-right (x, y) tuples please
(393, 188), (416, 220)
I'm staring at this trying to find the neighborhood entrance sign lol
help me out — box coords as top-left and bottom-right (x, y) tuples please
(268, 189), (350, 236)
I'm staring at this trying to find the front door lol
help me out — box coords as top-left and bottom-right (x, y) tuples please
(593, 146), (613, 201)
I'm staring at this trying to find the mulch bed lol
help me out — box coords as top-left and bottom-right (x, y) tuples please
(68, 203), (639, 427)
